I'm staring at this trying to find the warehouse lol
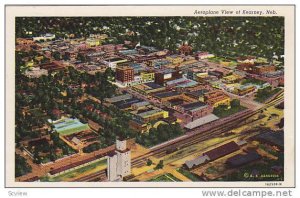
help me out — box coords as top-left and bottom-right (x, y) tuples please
(226, 151), (261, 168)
(203, 141), (240, 161)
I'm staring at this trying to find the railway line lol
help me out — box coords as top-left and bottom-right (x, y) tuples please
(74, 93), (283, 182)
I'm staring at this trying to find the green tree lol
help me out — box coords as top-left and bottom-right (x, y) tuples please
(15, 154), (32, 177)
(146, 159), (153, 166)
(230, 99), (240, 108)
(155, 160), (164, 170)
(52, 51), (61, 61)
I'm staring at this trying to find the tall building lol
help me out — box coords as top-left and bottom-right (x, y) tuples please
(107, 139), (131, 181)
(116, 66), (134, 83)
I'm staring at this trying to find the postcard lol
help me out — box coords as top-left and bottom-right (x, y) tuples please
(5, 5), (295, 187)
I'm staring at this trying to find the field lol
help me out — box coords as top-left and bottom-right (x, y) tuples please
(148, 173), (182, 182)
(177, 168), (202, 181)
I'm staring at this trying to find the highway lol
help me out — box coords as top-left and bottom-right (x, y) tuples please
(73, 92), (283, 182)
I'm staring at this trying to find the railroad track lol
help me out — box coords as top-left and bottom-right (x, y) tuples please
(74, 171), (107, 182)
(75, 95), (283, 182)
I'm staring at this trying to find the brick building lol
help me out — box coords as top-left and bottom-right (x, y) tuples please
(154, 68), (182, 86)
(116, 66), (134, 83)
(252, 65), (276, 75)
(237, 64), (276, 75)
(177, 101), (213, 120)
(204, 90), (231, 108)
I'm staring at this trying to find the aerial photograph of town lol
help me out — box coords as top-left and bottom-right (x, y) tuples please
(14, 16), (285, 183)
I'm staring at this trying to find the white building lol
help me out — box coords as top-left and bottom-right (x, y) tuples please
(33, 33), (56, 42)
(107, 139), (131, 181)
(102, 58), (128, 70)
(24, 67), (48, 78)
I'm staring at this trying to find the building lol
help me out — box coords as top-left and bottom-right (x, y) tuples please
(204, 91), (231, 108)
(131, 82), (165, 96)
(153, 91), (182, 103)
(177, 101), (213, 120)
(194, 51), (215, 60)
(113, 98), (142, 110)
(234, 84), (256, 96)
(236, 63), (255, 73)
(208, 70), (224, 79)
(128, 63), (145, 75)
(140, 72), (155, 82)
(252, 65), (276, 75)
(154, 68), (182, 85)
(203, 141), (240, 161)
(86, 38), (101, 47)
(129, 119), (151, 133)
(16, 38), (35, 45)
(166, 55), (184, 65)
(179, 43), (192, 55)
(39, 61), (66, 72)
(89, 33), (108, 40)
(226, 151), (261, 168)
(236, 56), (256, 64)
(33, 33), (55, 42)
(184, 155), (210, 170)
(185, 89), (209, 102)
(51, 117), (90, 136)
(253, 131), (284, 150)
(184, 114), (219, 129)
(147, 59), (170, 69)
(222, 74), (242, 84)
(136, 45), (158, 54)
(105, 94), (133, 103)
(166, 77), (198, 89)
(107, 139), (131, 181)
(24, 67), (48, 78)
(103, 57), (128, 69)
(131, 105), (169, 123)
(237, 64), (276, 75)
(116, 66), (134, 84)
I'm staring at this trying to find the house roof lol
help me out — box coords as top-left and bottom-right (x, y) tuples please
(255, 131), (284, 148)
(226, 151), (261, 167)
(184, 114), (219, 129)
(203, 141), (240, 161)
(154, 91), (180, 99)
(181, 101), (207, 111)
(184, 155), (210, 169)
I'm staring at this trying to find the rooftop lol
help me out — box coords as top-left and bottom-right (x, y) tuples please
(154, 91), (180, 99)
(53, 118), (90, 136)
(106, 94), (132, 103)
(181, 101), (207, 111)
(226, 151), (261, 167)
(144, 82), (163, 89)
(203, 141), (240, 161)
(185, 114), (219, 129)
(184, 155), (210, 169)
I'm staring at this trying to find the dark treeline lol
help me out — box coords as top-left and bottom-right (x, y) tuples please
(16, 17), (284, 59)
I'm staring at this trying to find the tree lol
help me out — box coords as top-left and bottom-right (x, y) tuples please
(77, 53), (86, 62)
(146, 159), (153, 166)
(154, 160), (164, 170)
(63, 53), (70, 61)
(230, 99), (240, 108)
(15, 154), (32, 177)
(33, 149), (42, 164)
(52, 51), (61, 61)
